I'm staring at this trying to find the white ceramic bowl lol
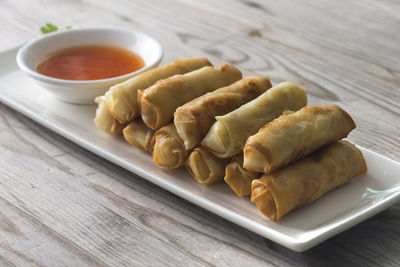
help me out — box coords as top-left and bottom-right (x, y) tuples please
(16, 27), (163, 104)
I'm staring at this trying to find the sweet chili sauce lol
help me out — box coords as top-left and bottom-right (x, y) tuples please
(37, 45), (145, 80)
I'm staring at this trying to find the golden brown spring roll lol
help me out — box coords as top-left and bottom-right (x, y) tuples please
(106, 57), (212, 123)
(141, 64), (242, 130)
(123, 120), (155, 153)
(94, 96), (125, 135)
(224, 155), (261, 197)
(243, 105), (356, 173)
(251, 140), (367, 222)
(174, 75), (272, 150)
(152, 124), (189, 169)
(201, 82), (307, 158)
(186, 147), (230, 185)
(106, 58), (212, 122)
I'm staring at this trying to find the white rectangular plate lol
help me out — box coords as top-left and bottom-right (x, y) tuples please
(1, 46), (400, 252)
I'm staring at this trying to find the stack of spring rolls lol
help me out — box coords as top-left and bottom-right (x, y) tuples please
(94, 57), (367, 222)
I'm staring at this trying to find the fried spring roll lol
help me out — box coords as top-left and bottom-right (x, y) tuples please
(251, 141), (367, 222)
(224, 155), (261, 197)
(201, 82), (307, 158)
(141, 64), (242, 130)
(94, 96), (125, 134)
(243, 105), (356, 173)
(106, 57), (212, 123)
(174, 76), (272, 150)
(123, 120), (155, 153)
(152, 124), (189, 169)
(186, 147), (230, 185)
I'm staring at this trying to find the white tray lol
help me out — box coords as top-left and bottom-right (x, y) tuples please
(1, 46), (400, 252)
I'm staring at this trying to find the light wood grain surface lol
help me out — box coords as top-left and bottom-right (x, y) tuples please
(1, 0), (400, 266)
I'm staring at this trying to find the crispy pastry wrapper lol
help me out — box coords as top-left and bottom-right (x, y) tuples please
(94, 96), (126, 135)
(137, 89), (145, 114)
(244, 104), (356, 173)
(201, 82), (307, 158)
(251, 140), (367, 222)
(152, 124), (189, 169)
(106, 57), (212, 123)
(186, 147), (230, 185)
(224, 155), (261, 197)
(141, 64), (242, 130)
(123, 120), (155, 153)
(174, 75), (272, 150)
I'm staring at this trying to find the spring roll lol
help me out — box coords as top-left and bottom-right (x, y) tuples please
(94, 96), (125, 134)
(106, 57), (212, 123)
(152, 124), (189, 169)
(123, 120), (155, 153)
(224, 155), (261, 197)
(201, 82), (307, 158)
(174, 76), (272, 150)
(186, 147), (230, 185)
(243, 104), (356, 173)
(141, 64), (242, 130)
(251, 140), (367, 222)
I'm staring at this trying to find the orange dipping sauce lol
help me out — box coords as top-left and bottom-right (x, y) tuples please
(37, 45), (145, 80)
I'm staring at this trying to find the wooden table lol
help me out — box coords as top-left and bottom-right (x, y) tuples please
(1, 0), (399, 265)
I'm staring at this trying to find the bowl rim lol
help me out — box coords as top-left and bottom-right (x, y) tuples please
(16, 26), (163, 85)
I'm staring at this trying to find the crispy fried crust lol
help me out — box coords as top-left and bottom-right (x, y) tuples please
(186, 147), (229, 185)
(152, 124), (189, 169)
(251, 141), (367, 222)
(174, 75), (272, 150)
(106, 57), (212, 123)
(244, 104), (356, 173)
(141, 64), (242, 130)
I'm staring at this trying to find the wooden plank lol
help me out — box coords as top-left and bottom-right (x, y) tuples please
(0, 197), (105, 266)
